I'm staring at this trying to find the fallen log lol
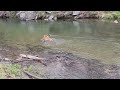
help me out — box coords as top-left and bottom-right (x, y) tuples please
(14, 54), (46, 66)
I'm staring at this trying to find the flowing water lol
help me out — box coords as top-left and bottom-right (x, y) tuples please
(0, 19), (120, 65)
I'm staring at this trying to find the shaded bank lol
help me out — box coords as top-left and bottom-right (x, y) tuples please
(0, 11), (120, 21)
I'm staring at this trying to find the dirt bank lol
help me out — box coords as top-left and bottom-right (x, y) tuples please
(26, 50), (120, 79)
(1, 47), (120, 79)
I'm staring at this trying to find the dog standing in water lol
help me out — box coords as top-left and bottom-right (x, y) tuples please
(41, 34), (65, 46)
(41, 35), (55, 46)
(41, 35), (53, 42)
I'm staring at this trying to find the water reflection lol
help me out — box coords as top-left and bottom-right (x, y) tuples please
(48, 20), (120, 40)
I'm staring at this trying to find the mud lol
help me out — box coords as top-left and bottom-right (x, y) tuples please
(0, 47), (120, 79)
(18, 50), (120, 79)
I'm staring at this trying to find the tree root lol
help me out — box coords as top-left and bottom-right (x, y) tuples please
(22, 70), (41, 79)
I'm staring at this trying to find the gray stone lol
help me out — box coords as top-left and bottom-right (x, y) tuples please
(54, 17), (57, 20)
(46, 11), (52, 14)
(48, 15), (54, 20)
(16, 11), (37, 21)
(4, 58), (11, 61)
(0, 11), (11, 18)
(73, 11), (80, 16)
(64, 11), (73, 16)
(44, 19), (49, 21)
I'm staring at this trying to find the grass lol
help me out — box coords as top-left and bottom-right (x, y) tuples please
(6, 64), (21, 77)
(0, 64), (22, 79)
(112, 12), (120, 19)
(0, 63), (32, 79)
(102, 12), (120, 20)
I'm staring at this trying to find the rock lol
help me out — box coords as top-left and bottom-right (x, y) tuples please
(114, 20), (118, 23)
(4, 58), (11, 61)
(48, 15), (54, 20)
(16, 11), (37, 21)
(44, 19), (49, 21)
(19, 12), (26, 20)
(74, 11), (99, 19)
(45, 11), (52, 14)
(73, 11), (80, 16)
(47, 15), (57, 21)
(20, 54), (27, 58)
(55, 12), (65, 19)
(0, 11), (5, 17)
(63, 11), (73, 19)
(0, 11), (11, 18)
(54, 17), (57, 21)
(25, 11), (37, 20)
(64, 11), (73, 16)
(16, 57), (22, 61)
(16, 11), (23, 16)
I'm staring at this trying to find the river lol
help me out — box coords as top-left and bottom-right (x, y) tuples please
(0, 19), (120, 65)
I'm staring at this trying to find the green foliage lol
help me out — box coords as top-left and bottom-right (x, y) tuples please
(0, 64), (22, 79)
(6, 64), (21, 76)
(112, 12), (120, 19)
(102, 12), (120, 20)
(103, 14), (114, 20)
(23, 65), (32, 71)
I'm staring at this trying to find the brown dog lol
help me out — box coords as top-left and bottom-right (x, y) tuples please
(41, 35), (53, 42)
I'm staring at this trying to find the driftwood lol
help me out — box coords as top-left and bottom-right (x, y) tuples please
(0, 54), (47, 66)
(22, 70), (41, 79)
(19, 54), (44, 60)
(13, 54), (47, 66)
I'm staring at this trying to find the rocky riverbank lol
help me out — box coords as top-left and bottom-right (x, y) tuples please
(0, 11), (119, 21)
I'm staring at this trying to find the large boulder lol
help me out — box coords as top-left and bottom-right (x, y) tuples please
(16, 11), (37, 21)
(0, 11), (11, 18)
